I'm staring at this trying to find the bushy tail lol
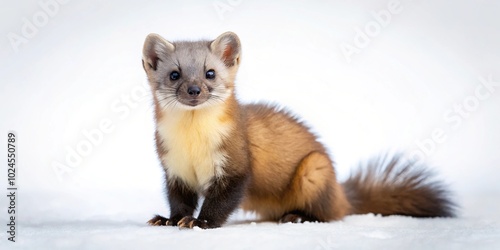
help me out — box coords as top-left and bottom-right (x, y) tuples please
(342, 154), (456, 218)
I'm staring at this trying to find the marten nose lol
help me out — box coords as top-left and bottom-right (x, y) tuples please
(187, 85), (201, 97)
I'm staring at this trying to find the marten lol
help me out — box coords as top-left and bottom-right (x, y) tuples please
(141, 32), (456, 229)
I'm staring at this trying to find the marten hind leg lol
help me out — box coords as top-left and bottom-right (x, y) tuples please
(280, 151), (351, 223)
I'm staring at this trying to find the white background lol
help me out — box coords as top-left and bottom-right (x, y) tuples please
(1, 0), (499, 249)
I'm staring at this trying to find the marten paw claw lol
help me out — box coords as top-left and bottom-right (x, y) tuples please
(279, 214), (304, 223)
(279, 212), (318, 224)
(177, 216), (209, 229)
(147, 215), (172, 226)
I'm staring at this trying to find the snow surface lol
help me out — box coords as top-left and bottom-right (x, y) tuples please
(6, 213), (500, 250)
(1, 0), (500, 249)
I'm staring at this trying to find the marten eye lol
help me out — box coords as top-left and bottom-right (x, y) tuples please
(170, 71), (180, 81)
(206, 69), (216, 79)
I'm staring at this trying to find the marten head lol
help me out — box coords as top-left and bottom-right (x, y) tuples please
(142, 32), (241, 110)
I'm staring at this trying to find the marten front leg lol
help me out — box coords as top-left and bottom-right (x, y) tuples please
(177, 173), (248, 229)
(148, 176), (198, 227)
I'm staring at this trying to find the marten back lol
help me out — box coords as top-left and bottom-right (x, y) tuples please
(244, 104), (325, 196)
(241, 104), (352, 221)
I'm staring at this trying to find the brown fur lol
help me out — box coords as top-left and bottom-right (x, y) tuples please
(142, 32), (456, 229)
(343, 154), (456, 217)
(240, 105), (351, 221)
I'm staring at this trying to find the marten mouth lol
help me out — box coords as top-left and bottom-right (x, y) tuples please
(176, 97), (208, 107)
(187, 99), (200, 106)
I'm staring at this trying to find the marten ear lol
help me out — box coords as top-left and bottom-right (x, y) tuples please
(142, 33), (175, 72)
(210, 32), (241, 67)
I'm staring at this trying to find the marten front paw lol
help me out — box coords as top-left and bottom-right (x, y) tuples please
(177, 216), (209, 229)
(147, 215), (176, 226)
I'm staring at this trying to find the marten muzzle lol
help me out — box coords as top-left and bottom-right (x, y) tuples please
(177, 83), (210, 107)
